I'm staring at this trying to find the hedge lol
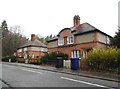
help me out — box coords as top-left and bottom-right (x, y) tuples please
(17, 58), (25, 63)
(84, 48), (120, 73)
(17, 58), (41, 65)
(2, 56), (17, 62)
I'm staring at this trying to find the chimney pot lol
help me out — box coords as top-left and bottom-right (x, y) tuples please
(73, 15), (80, 27)
(31, 34), (36, 41)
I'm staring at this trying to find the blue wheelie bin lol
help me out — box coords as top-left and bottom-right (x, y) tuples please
(71, 58), (79, 70)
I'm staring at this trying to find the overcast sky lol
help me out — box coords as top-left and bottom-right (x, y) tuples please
(0, 0), (118, 39)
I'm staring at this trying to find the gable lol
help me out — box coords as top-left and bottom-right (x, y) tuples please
(97, 32), (111, 44)
(58, 28), (72, 37)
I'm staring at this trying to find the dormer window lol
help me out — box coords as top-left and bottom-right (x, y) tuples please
(67, 35), (74, 44)
(58, 37), (64, 46)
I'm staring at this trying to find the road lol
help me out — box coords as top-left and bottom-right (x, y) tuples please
(1, 63), (119, 88)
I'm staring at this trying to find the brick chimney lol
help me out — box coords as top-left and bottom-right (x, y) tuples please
(31, 34), (36, 41)
(73, 15), (80, 27)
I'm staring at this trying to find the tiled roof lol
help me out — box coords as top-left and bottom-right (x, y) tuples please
(47, 36), (58, 42)
(73, 22), (98, 35)
(73, 23), (112, 37)
(20, 39), (47, 48)
(47, 22), (112, 42)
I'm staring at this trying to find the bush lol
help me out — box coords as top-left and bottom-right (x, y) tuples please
(85, 48), (120, 73)
(29, 58), (40, 65)
(2, 56), (17, 62)
(39, 52), (68, 65)
(17, 57), (25, 63)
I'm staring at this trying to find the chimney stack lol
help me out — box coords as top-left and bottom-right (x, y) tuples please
(31, 34), (36, 41)
(73, 15), (80, 27)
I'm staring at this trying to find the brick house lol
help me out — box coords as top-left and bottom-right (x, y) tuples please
(47, 15), (112, 59)
(16, 34), (47, 59)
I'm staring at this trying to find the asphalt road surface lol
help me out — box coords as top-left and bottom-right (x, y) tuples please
(1, 63), (119, 88)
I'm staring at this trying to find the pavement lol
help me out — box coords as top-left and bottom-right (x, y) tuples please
(2, 62), (120, 83)
(0, 79), (9, 88)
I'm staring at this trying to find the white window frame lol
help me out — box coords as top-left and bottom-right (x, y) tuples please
(24, 54), (27, 59)
(32, 54), (35, 58)
(58, 37), (64, 46)
(23, 47), (27, 52)
(18, 49), (22, 52)
(67, 35), (74, 44)
(106, 36), (110, 44)
(41, 48), (44, 51)
(44, 48), (47, 52)
(71, 50), (80, 58)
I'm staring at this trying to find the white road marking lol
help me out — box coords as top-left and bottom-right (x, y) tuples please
(61, 77), (108, 88)
(22, 69), (43, 74)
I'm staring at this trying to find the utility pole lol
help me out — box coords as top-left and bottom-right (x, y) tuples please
(0, 27), (2, 61)
(0, 27), (2, 89)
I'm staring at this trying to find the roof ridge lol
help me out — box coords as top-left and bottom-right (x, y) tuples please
(74, 22), (112, 37)
(35, 39), (47, 46)
(84, 22), (98, 30)
(18, 38), (46, 48)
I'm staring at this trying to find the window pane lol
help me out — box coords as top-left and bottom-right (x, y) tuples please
(67, 37), (69, 44)
(69, 37), (70, 43)
(23, 48), (27, 52)
(71, 51), (74, 58)
(32, 54), (34, 58)
(67, 35), (74, 44)
(73, 51), (76, 58)
(71, 37), (72, 43)
(77, 50), (80, 58)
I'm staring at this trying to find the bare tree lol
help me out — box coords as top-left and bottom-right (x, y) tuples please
(9, 25), (23, 35)
(1, 21), (27, 57)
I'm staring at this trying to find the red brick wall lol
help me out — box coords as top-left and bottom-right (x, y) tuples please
(96, 41), (109, 48)
(48, 42), (99, 59)
(17, 51), (45, 58)
(64, 37), (67, 45)
(48, 45), (75, 59)
(28, 51), (45, 57)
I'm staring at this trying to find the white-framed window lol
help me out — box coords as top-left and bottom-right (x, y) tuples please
(71, 50), (80, 58)
(58, 37), (64, 46)
(44, 48), (47, 52)
(18, 54), (22, 57)
(23, 47), (27, 52)
(32, 54), (35, 58)
(18, 49), (22, 52)
(106, 36), (110, 44)
(41, 48), (44, 51)
(67, 35), (74, 44)
(24, 54), (27, 59)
